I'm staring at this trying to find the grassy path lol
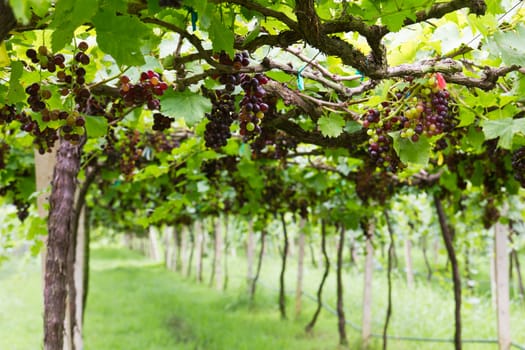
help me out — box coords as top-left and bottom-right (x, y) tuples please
(1, 246), (525, 349)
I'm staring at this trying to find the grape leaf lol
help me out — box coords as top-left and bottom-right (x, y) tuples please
(392, 133), (431, 165)
(92, 10), (150, 66)
(50, 0), (99, 51)
(160, 89), (212, 126)
(85, 115), (108, 138)
(0, 42), (10, 67)
(486, 24), (525, 66)
(7, 61), (25, 104)
(208, 17), (235, 56)
(482, 118), (525, 149)
(318, 114), (345, 138)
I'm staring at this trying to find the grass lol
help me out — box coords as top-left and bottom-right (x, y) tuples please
(1, 244), (524, 350)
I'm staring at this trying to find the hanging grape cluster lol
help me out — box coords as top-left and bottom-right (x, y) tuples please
(251, 129), (297, 160)
(203, 51), (271, 149)
(152, 113), (174, 131)
(511, 146), (525, 188)
(361, 74), (458, 172)
(119, 71), (169, 111)
(0, 142), (9, 170)
(0, 42), (97, 153)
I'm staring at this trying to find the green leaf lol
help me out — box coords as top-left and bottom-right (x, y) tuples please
(50, 0), (99, 51)
(93, 10), (150, 66)
(85, 115), (108, 138)
(392, 133), (431, 165)
(208, 18), (235, 56)
(486, 24), (525, 66)
(160, 89), (212, 126)
(7, 61), (25, 104)
(482, 118), (525, 149)
(318, 114), (345, 138)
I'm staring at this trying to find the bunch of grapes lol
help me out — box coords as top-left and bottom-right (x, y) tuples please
(361, 74), (457, 171)
(158, 0), (182, 8)
(152, 113), (174, 131)
(0, 142), (9, 170)
(19, 42), (97, 152)
(119, 130), (143, 179)
(147, 131), (180, 153)
(119, 71), (169, 110)
(239, 73), (269, 138)
(25, 46), (66, 73)
(251, 129), (297, 160)
(204, 51), (271, 148)
(203, 89), (237, 149)
(201, 156), (238, 181)
(0, 104), (17, 124)
(511, 146), (525, 188)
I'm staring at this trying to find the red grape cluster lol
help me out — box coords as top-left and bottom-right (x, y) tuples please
(0, 142), (9, 170)
(119, 71), (169, 110)
(158, 0), (182, 8)
(204, 51), (271, 148)
(203, 88), (236, 149)
(239, 73), (269, 138)
(25, 46), (66, 73)
(119, 130), (143, 179)
(512, 146), (525, 188)
(251, 129), (297, 160)
(361, 74), (457, 171)
(19, 42), (96, 152)
(147, 132), (180, 153)
(152, 113), (174, 131)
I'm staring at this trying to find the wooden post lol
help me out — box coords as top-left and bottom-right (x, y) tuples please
(73, 205), (85, 350)
(149, 226), (161, 262)
(494, 221), (511, 350)
(362, 219), (374, 349)
(214, 216), (223, 290)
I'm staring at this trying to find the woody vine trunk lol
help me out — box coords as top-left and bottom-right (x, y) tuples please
(434, 194), (462, 350)
(44, 140), (82, 350)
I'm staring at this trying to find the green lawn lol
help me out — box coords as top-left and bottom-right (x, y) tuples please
(1, 245), (524, 350)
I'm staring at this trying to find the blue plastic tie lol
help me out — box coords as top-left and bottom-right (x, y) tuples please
(297, 65), (306, 91)
(185, 7), (198, 31)
(356, 69), (364, 81)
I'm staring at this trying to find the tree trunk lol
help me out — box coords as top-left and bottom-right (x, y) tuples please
(279, 213), (289, 320)
(44, 140), (82, 350)
(361, 217), (374, 349)
(0, 1), (16, 43)
(404, 237), (414, 288)
(186, 225), (195, 278)
(247, 219), (255, 284)
(173, 226), (182, 272)
(508, 230), (525, 303)
(250, 230), (266, 302)
(295, 217), (306, 318)
(305, 219), (330, 333)
(336, 224), (348, 345)
(494, 220), (511, 350)
(421, 235), (433, 281)
(434, 194), (462, 350)
(383, 210), (395, 350)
